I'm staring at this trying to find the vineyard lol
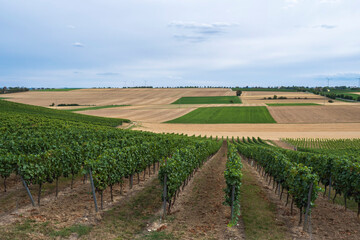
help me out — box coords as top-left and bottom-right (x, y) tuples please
(0, 99), (222, 213)
(237, 137), (360, 218)
(284, 138), (360, 150)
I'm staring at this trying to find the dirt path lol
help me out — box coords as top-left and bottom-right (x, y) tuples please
(158, 141), (245, 239)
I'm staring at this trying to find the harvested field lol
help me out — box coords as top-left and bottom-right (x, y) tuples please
(4, 88), (234, 107)
(82, 105), (196, 123)
(134, 122), (360, 140)
(241, 91), (348, 105)
(268, 105), (360, 124)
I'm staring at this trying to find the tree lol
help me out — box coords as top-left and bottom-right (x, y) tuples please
(236, 90), (242, 96)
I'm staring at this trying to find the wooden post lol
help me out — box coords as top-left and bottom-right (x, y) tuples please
(303, 182), (313, 232)
(162, 174), (167, 220)
(20, 175), (35, 207)
(88, 168), (98, 212)
(38, 183), (42, 206)
(231, 184), (235, 221)
(328, 176), (331, 201)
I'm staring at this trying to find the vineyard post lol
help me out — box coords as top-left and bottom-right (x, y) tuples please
(162, 158), (167, 220)
(20, 175), (35, 207)
(303, 182), (313, 232)
(231, 184), (235, 221)
(162, 174), (167, 220)
(328, 176), (331, 201)
(88, 168), (98, 212)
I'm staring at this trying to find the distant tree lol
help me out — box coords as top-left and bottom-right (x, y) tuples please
(236, 90), (242, 96)
(273, 95), (278, 99)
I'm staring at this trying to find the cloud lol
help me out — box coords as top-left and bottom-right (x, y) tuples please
(96, 72), (119, 76)
(283, 0), (300, 9)
(169, 21), (236, 30)
(67, 25), (76, 29)
(169, 21), (237, 42)
(167, 75), (182, 80)
(173, 34), (206, 43)
(320, 0), (342, 3)
(314, 24), (337, 29)
(72, 42), (84, 47)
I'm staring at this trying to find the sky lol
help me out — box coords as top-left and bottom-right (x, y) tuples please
(1, 0), (360, 88)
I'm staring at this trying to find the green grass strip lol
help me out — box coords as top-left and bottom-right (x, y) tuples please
(266, 103), (320, 106)
(166, 106), (276, 124)
(240, 163), (288, 240)
(171, 96), (242, 104)
(66, 105), (130, 111)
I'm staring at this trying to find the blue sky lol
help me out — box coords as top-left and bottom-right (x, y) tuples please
(1, 0), (360, 88)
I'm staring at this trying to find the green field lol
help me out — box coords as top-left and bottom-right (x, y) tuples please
(172, 96), (242, 104)
(66, 105), (130, 112)
(166, 106), (276, 124)
(330, 90), (360, 99)
(0, 100), (129, 127)
(33, 88), (82, 92)
(266, 103), (320, 106)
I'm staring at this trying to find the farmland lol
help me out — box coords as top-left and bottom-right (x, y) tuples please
(66, 105), (130, 112)
(1, 88), (360, 239)
(171, 96), (242, 104)
(166, 107), (276, 124)
(266, 103), (320, 106)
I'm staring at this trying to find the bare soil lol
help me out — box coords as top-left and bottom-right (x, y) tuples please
(157, 141), (245, 239)
(0, 167), (160, 238)
(268, 105), (360, 124)
(4, 88), (234, 107)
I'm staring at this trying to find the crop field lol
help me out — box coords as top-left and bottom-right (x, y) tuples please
(166, 106), (276, 124)
(66, 104), (130, 112)
(4, 88), (235, 107)
(266, 103), (320, 106)
(268, 105), (360, 124)
(171, 96), (242, 104)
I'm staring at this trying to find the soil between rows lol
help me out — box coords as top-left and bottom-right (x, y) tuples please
(153, 141), (245, 239)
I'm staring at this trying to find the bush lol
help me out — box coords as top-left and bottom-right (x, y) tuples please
(328, 100), (333, 103)
(57, 104), (80, 107)
(273, 95), (277, 99)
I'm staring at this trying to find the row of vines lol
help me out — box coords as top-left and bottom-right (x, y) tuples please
(0, 111), (222, 209)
